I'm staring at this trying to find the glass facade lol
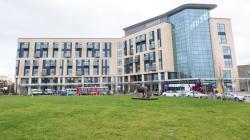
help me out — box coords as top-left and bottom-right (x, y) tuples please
(169, 9), (215, 78)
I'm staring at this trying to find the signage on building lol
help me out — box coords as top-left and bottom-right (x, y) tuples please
(146, 19), (161, 28)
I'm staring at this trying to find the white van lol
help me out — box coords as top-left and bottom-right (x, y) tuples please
(31, 89), (43, 95)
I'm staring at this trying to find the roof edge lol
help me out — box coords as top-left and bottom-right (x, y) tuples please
(123, 3), (217, 31)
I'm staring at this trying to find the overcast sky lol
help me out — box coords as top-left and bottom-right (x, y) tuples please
(0, 0), (249, 79)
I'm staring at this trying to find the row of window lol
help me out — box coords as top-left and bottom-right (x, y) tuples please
(17, 42), (112, 58)
(22, 67), (110, 76)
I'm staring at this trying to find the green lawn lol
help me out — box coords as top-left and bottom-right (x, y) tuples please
(0, 96), (250, 140)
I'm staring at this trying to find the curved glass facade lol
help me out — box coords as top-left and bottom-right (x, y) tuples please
(169, 9), (215, 78)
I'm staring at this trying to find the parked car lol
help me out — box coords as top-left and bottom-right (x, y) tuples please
(31, 89), (43, 96)
(44, 89), (53, 95)
(216, 92), (246, 101)
(66, 89), (76, 96)
(57, 90), (67, 96)
(162, 91), (182, 97)
(152, 91), (160, 96)
(185, 91), (208, 98)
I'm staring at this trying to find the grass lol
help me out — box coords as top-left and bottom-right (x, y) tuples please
(0, 96), (250, 140)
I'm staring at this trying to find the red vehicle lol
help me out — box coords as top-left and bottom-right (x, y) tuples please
(76, 86), (109, 95)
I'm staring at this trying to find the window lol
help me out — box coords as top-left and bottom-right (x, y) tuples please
(149, 31), (154, 40)
(60, 60), (64, 67)
(223, 70), (231, 78)
(157, 28), (161, 47)
(25, 60), (30, 66)
(50, 69), (56, 76)
(24, 68), (30, 76)
(217, 24), (225, 33)
(60, 69), (63, 75)
(224, 59), (233, 68)
(67, 68), (72, 75)
(117, 59), (122, 66)
(53, 42), (59, 48)
(217, 24), (227, 44)
(103, 42), (111, 57)
(93, 60), (99, 66)
(218, 34), (227, 44)
(76, 60), (82, 66)
(117, 68), (122, 75)
(33, 68), (38, 76)
(42, 69), (47, 76)
(83, 68), (89, 75)
(76, 68), (82, 75)
(93, 67), (98, 75)
(76, 50), (81, 58)
(42, 51), (48, 58)
(129, 39), (133, 46)
(23, 51), (29, 58)
(45, 60), (50, 67)
(31, 78), (38, 84)
(117, 50), (122, 57)
(65, 51), (71, 58)
(223, 47), (231, 55)
(16, 60), (20, 76)
(87, 50), (92, 57)
(53, 49), (58, 58)
(67, 60), (73, 67)
(83, 60), (89, 66)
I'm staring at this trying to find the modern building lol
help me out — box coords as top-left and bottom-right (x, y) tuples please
(15, 3), (239, 95)
(238, 64), (250, 91)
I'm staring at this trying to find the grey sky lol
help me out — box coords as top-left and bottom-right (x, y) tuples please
(0, 0), (249, 78)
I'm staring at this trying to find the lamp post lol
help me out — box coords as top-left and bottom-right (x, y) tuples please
(7, 75), (12, 96)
